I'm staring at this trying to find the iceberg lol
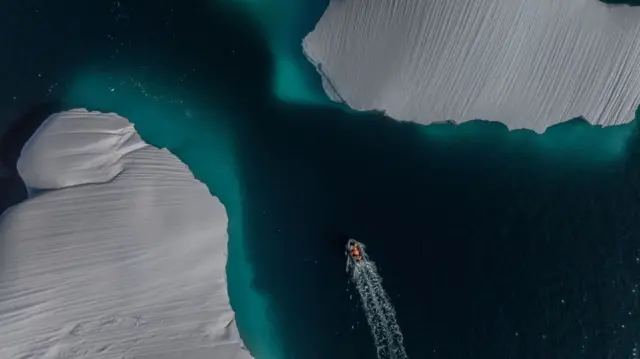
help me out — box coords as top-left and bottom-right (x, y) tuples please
(0, 109), (251, 359)
(303, 0), (640, 133)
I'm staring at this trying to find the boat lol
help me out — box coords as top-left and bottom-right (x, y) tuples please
(346, 238), (366, 272)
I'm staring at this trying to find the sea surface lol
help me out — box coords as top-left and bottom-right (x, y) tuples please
(4, 1), (640, 359)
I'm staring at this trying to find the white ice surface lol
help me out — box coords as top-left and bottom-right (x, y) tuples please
(303, 0), (640, 133)
(0, 109), (251, 359)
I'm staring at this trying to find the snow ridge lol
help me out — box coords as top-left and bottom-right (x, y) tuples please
(303, 0), (640, 133)
(0, 109), (251, 359)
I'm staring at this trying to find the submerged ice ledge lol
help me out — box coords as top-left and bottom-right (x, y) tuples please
(0, 109), (251, 359)
(303, 0), (640, 133)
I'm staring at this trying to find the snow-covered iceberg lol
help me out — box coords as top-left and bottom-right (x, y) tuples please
(0, 109), (251, 359)
(303, 0), (640, 133)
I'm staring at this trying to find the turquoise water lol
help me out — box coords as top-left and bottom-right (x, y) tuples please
(5, 0), (640, 358)
(217, 0), (331, 105)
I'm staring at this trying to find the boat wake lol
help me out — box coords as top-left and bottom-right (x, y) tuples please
(348, 242), (408, 359)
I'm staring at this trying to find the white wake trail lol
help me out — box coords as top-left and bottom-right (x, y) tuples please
(353, 264), (393, 358)
(351, 259), (408, 359)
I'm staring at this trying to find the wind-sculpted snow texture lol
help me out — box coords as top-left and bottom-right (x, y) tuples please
(303, 0), (640, 133)
(0, 109), (251, 359)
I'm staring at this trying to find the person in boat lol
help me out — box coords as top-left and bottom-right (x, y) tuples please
(350, 243), (361, 261)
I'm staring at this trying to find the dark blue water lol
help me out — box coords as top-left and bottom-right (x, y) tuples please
(4, 1), (640, 359)
(239, 101), (640, 358)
